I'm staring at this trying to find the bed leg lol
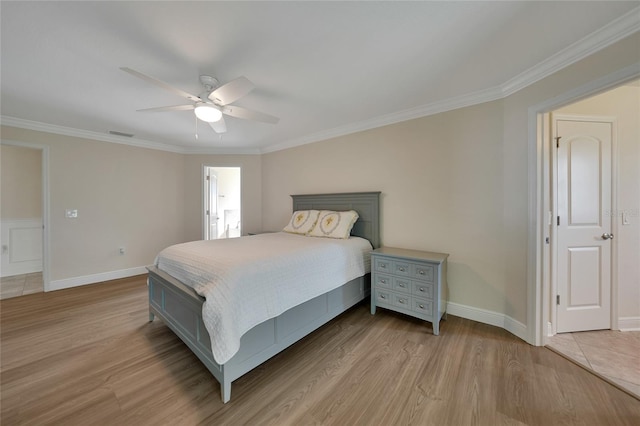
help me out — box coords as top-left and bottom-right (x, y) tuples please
(221, 380), (231, 403)
(149, 311), (155, 322)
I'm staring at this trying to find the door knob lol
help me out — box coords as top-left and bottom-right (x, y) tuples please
(602, 233), (614, 240)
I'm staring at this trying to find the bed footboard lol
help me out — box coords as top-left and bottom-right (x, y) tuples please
(148, 266), (369, 403)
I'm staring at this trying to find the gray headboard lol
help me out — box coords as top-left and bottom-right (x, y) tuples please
(291, 192), (381, 248)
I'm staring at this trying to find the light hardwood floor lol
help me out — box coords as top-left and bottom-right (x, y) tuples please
(1, 275), (639, 425)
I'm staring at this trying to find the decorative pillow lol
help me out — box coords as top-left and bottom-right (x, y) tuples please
(308, 210), (359, 239)
(282, 210), (320, 235)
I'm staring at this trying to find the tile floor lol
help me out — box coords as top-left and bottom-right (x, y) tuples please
(0, 272), (43, 300)
(546, 330), (640, 399)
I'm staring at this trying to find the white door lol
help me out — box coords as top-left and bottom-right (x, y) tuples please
(555, 116), (613, 333)
(204, 169), (219, 240)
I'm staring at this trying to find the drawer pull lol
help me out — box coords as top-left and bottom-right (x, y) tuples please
(419, 270), (425, 275)
(380, 279), (386, 284)
(399, 283), (405, 288)
(399, 267), (405, 272)
(380, 264), (387, 269)
(419, 304), (424, 309)
(399, 299), (406, 304)
(419, 287), (425, 292)
(380, 294), (386, 299)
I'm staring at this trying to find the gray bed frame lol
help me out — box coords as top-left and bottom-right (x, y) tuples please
(147, 192), (380, 403)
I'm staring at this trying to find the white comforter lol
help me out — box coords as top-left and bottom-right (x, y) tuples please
(155, 232), (372, 364)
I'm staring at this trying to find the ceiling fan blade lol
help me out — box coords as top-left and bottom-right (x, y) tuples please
(222, 105), (279, 124)
(209, 116), (227, 134)
(121, 67), (201, 103)
(137, 104), (195, 113)
(208, 76), (255, 105)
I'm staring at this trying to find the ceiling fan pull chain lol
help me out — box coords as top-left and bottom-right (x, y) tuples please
(195, 114), (199, 140)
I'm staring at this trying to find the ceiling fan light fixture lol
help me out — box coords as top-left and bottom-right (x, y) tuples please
(194, 104), (223, 122)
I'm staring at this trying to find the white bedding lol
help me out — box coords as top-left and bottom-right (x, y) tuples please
(155, 232), (372, 364)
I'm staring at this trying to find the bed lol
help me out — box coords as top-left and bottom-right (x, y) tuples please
(147, 192), (380, 403)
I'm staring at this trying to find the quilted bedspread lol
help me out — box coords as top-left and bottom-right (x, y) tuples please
(155, 232), (372, 364)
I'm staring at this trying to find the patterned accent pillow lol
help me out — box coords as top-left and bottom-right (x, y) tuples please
(283, 210), (320, 235)
(308, 210), (359, 239)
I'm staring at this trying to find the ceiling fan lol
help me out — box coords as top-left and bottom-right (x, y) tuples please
(120, 67), (279, 134)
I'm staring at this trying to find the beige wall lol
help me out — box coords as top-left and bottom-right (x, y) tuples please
(1, 145), (42, 219)
(262, 101), (510, 315)
(262, 32), (640, 326)
(555, 85), (640, 320)
(1, 127), (186, 282)
(0, 31), (636, 331)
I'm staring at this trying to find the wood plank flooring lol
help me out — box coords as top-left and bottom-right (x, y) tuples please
(1, 275), (639, 425)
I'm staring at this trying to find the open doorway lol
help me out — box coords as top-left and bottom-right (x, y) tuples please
(203, 166), (241, 240)
(533, 78), (639, 397)
(541, 80), (639, 337)
(0, 141), (49, 299)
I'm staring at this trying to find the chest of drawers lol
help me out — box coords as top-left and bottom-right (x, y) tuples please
(370, 247), (448, 335)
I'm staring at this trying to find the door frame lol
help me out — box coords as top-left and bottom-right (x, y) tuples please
(529, 63), (638, 346)
(0, 139), (50, 292)
(201, 164), (242, 240)
(549, 114), (617, 335)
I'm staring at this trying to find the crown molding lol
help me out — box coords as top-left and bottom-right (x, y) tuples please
(0, 116), (185, 153)
(264, 7), (639, 154)
(0, 116), (261, 155)
(501, 6), (640, 97)
(261, 85), (504, 154)
(3, 7), (639, 156)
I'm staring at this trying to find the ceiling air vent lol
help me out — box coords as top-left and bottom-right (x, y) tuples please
(108, 130), (135, 138)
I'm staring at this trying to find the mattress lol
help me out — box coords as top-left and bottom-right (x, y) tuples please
(155, 232), (372, 364)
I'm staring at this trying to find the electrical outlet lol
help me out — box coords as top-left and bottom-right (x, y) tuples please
(119, 247), (126, 255)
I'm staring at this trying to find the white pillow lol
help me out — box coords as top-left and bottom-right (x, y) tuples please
(308, 210), (359, 239)
(282, 210), (320, 235)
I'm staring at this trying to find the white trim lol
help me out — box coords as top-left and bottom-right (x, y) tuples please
(0, 139), (51, 293)
(0, 116), (185, 153)
(618, 317), (640, 332)
(49, 266), (148, 292)
(446, 302), (528, 343)
(0, 116), (262, 156)
(3, 8), (638, 156)
(531, 63), (640, 347)
(261, 86), (503, 154)
(502, 6), (640, 97)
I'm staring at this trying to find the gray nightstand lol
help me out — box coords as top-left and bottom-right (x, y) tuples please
(370, 247), (449, 335)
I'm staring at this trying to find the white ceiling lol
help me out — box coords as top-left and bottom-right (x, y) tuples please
(1, 1), (638, 154)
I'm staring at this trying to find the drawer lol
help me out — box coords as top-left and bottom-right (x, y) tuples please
(392, 293), (411, 309)
(413, 298), (433, 317)
(374, 257), (392, 273)
(392, 277), (411, 294)
(373, 273), (393, 289)
(412, 282), (433, 299)
(392, 260), (411, 277)
(412, 264), (434, 282)
(375, 289), (392, 305)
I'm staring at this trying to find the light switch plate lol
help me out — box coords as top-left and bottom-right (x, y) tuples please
(65, 209), (78, 218)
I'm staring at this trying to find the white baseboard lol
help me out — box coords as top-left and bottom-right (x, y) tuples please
(49, 266), (148, 292)
(447, 302), (528, 343)
(618, 317), (640, 331)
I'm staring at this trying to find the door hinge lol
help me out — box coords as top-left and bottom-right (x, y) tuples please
(556, 295), (560, 305)
(206, 175), (210, 181)
(555, 136), (561, 148)
(206, 210), (210, 216)
(557, 216), (560, 226)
